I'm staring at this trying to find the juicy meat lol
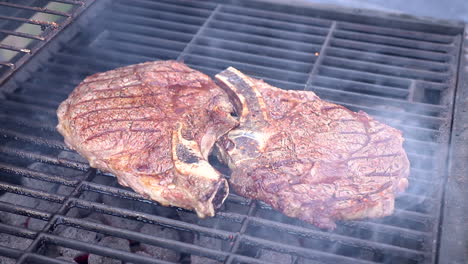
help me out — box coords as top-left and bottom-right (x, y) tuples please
(215, 67), (410, 229)
(57, 61), (238, 217)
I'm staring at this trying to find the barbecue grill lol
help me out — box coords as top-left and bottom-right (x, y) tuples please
(0, 0), (467, 263)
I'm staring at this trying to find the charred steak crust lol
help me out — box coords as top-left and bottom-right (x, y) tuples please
(215, 67), (410, 229)
(57, 61), (238, 217)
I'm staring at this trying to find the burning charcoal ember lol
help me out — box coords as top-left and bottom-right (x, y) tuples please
(134, 224), (180, 262)
(257, 249), (294, 264)
(51, 221), (103, 260)
(0, 164), (62, 231)
(0, 192), (47, 231)
(88, 236), (131, 264)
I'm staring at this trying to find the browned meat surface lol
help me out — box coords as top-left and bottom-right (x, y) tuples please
(57, 61), (238, 217)
(215, 67), (410, 229)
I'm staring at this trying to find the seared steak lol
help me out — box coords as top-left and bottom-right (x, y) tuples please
(57, 61), (238, 217)
(215, 67), (410, 229)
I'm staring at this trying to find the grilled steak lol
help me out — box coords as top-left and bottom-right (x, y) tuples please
(215, 67), (410, 229)
(57, 61), (238, 217)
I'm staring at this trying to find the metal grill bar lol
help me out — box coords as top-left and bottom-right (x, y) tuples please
(0, 2), (71, 17)
(0, 61), (15, 68)
(306, 21), (336, 89)
(0, 201), (52, 220)
(0, 223), (36, 239)
(0, 15), (59, 29)
(0, 29), (44, 40)
(0, 163), (79, 186)
(0, 245), (22, 259)
(51, 0), (85, 5)
(0, 146), (89, 171)
(225, 202), (256, 264)
(336, 21), (455, 44)
(0, 43), (30, 53)
(21, 254), (71, 264)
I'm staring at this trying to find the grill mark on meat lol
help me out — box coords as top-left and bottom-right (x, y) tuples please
(84, 129), (126, 142)
(130, 128), (161, 133)
(83, 125), (161, 142)
(73, 93), (165, 107)
(364, 181), (393, 194)
(365, 172), (401, 177)
(373, 137), (393, 145)
(338, 131), (368, 135)
(80, 118), (153, 132)
(72, 106), (155, 121)
(347, 153), (400, 161)
(80, 82), (143, 95)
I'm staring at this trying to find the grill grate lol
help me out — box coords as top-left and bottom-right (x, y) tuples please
(0, 0), (465, 263)
(0, 0), (95, 85)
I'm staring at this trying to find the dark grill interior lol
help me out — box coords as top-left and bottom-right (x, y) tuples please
(0, 0), (465, 263)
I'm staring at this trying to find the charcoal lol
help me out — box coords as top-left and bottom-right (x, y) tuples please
(25, 160), (80, 196)
(101, 180), (155, 215)
(257, 249), (294, 264)
(51, 218), (103, 259)
(67, 174), (119, 218)
(88, 236), (130, 264)
(95, 212), (143, 232)
(0, 192), (47, 231)
(56, 256), (77, 262)
(191, 235), (223, 264)
(191, 255), (222, 264)
(134, 223), (180, 262)
(0, 233), (31, 250)
(176, 211), (226, 264)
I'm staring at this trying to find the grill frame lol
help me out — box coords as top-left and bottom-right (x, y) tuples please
(0, 1), (466, 264)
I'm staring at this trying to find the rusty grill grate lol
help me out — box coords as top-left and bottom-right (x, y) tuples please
(0, 0), (466, 263)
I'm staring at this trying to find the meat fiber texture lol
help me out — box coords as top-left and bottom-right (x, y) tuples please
(57, 61), (238, 218)
(215, 67), (410, 229)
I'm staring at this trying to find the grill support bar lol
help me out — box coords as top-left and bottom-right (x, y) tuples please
(305, 21), (336, 91)
(177, 5), (221, 61)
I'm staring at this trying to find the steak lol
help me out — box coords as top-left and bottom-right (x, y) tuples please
(57, 61), (238, 217)
(215, 67), (410, 229)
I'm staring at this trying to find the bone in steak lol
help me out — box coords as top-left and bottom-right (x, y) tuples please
(215, 67), (410, 229)
(57, 61), (238, 217)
